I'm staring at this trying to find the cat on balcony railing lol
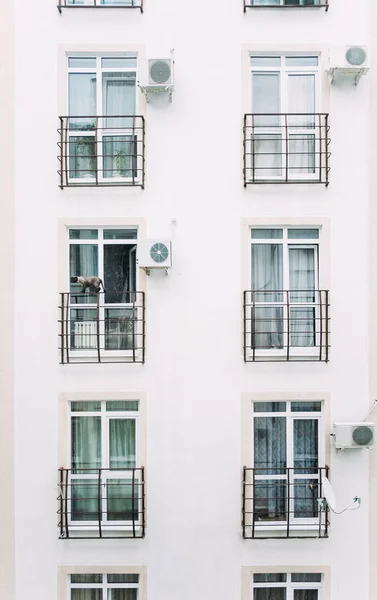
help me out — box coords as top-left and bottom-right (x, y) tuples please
(70, 276), (106, 294)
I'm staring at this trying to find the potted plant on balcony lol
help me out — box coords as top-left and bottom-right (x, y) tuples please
(113, 149), (129, 178)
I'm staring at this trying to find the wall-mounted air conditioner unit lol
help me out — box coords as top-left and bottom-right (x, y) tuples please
(333, 422), (375, 449)
(327, 46), (369, 85)
(139, 52), (175, 102)
(138, 240), (173, 275)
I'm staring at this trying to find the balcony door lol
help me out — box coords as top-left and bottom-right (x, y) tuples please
(250, 227), (320, 358)
(250, 55), (319, 180)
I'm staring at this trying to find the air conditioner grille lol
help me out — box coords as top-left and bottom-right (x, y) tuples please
(150, 242), (169, 264)
(150, 61), (171, 84)
(352, 425), (374, 446)
(345, 46), (367, 66)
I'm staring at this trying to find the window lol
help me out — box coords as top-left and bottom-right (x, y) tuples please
(67, 227), (141, 355)
(250, 0), (323, 5)
(252, 401), (324, 527)
(69, 573), (139, 600)
(59, 56), (145, 186)
(58, 401), (145, 537)
(244, 55), (329, 184)
(252, 573), (323, 600)
(244, 227), (330, 361)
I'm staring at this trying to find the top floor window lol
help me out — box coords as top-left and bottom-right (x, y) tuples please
(58, 0), (143, 12)
(243, 55), (330, 184)
(244, 0), (328, 10)
(252, 573), (323, 599)
(58, 56), (145, 188)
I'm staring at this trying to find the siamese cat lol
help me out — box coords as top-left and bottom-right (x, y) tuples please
(70, 276), (106, 294)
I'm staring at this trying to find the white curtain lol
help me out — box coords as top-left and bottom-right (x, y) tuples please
(254, 590), (285, 600)
(69, 73), (97, 127)
(71, 416), (101, 521)
(107, 419), (137, 521)
(71, 591), (102, 600)
(102, 74), (136, 129)
(251, 244), (283, 349)
(287, 75), (316, 175)
(293, 419), (319, 518)
(289, 248), (315, 347)
(252, 73), (281, 177)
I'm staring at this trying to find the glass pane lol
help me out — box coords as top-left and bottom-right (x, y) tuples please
(68, 57), (97, 68)
(252, 73), (280, 126)
(289, 247), (316, 295)
(291, 401), (321, 412)
(101, 57), (137, 68)
(293, 592), (318, 600)
(70, 309), (98, 350)
(292, 574), (321, 583)
(254, 589), (285, 600)
(107, 575), (139, 583)
(102, 72), (136, 128)
(285, 56), (318, 66)
(103, 245), (136, 303)
(71, 479), (99, 521)
(254, 480), (287, 521)
(106, 478), (139, 521)
(252, 0), (280, 4)
(290, 306), (316, 347)
(288, 134), (315, 175)
(109, 590), (138, 600)
(254, 574), (287, 583)
(70, 229), (98, 240)
(105, 308), (135, 350)
(68, 137), (96, 180)
(251, 244), (283, 301)
(250, 56), (281, 67)
(72, 590), (102, 600)
(254, 417), (286, 473)
(71, 401), (101, 412)
(102, 136), (136, 179)
(288, 229), (319, 239)
(71, 574), (103, 584)
(287, 75), (315, 127)
(109, 419), (136, 468)
(294, 419), (318, 472)
(68, 73), (97, 129)
(253, 402), (286, 413)
(106, 401), (139, 411)
(252, 306), (284, 349)
(70, 244), (98, 299)
(294, 478), (319, 518)
(251, 229), (283, 239)
(251, 134), (282, 178)
(103, 229), (138, 240)
(71, 416), (101, 472)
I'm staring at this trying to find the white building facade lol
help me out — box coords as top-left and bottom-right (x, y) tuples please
(3, 0), (375, 599)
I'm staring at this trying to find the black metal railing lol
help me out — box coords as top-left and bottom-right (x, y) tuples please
(58, 467), (145, 539)
(59, 291), (145, 364)
(58, 116), (145, 188)
(58, 0), (143, 12)
(243, 113), (330, 185)
(243, 290), (330, 362)
(244, 0), (328, 10)
(242, 466), (329, 539)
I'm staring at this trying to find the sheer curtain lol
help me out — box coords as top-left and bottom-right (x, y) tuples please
(251, 244), (283, 349)
(252, 73), (282, 177)
(71, 591), (102, 600)
(71, 416), (101, 521)
(108, 419), (137, 521)
(102, 73), (136, 128)
(287, 75), (316, 175)
(293, 419), (319, 518)
(254, 417), (287, 519)
(254, 591), (285, 600)
(289, 247), (315, 347)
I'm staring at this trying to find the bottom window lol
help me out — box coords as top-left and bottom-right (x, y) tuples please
(253, 573), (322, 600)
(70, 573), (139, 600)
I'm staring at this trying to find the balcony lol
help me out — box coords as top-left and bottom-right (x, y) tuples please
(244, 0), (328, 10)
(242, 466), (329, 539)
(243, 290), (330, 362)
(58, 467), (145, 539)
(58, 0), (143, 12)
(58, 291), (145, 364)
(243, 113), (330, 185)
(58, 115), (145, 188)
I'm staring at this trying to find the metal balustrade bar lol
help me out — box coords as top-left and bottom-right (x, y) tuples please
(243, 113), (330, 185)
(58, 0), (143, 12)
(244, 0), (328, 10)
(58, 116), (145, 188)
(58, 291), (145, 364)
(58, 467), (145, 538)
(243, 290), (330, 362)
(242, 466), (330, 539)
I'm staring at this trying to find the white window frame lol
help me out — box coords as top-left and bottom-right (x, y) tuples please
(247, 226), (321, 359)
(251, 401), (324, 533)
(249, 54), (321, 182)
(67, 0), (140, 5)
(69, 573), (140, 599)
(252, 573), (323, 600)
(67, 55), (140, 185)
(68, 226), (140, 359)
(67, 400), (142, 533)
